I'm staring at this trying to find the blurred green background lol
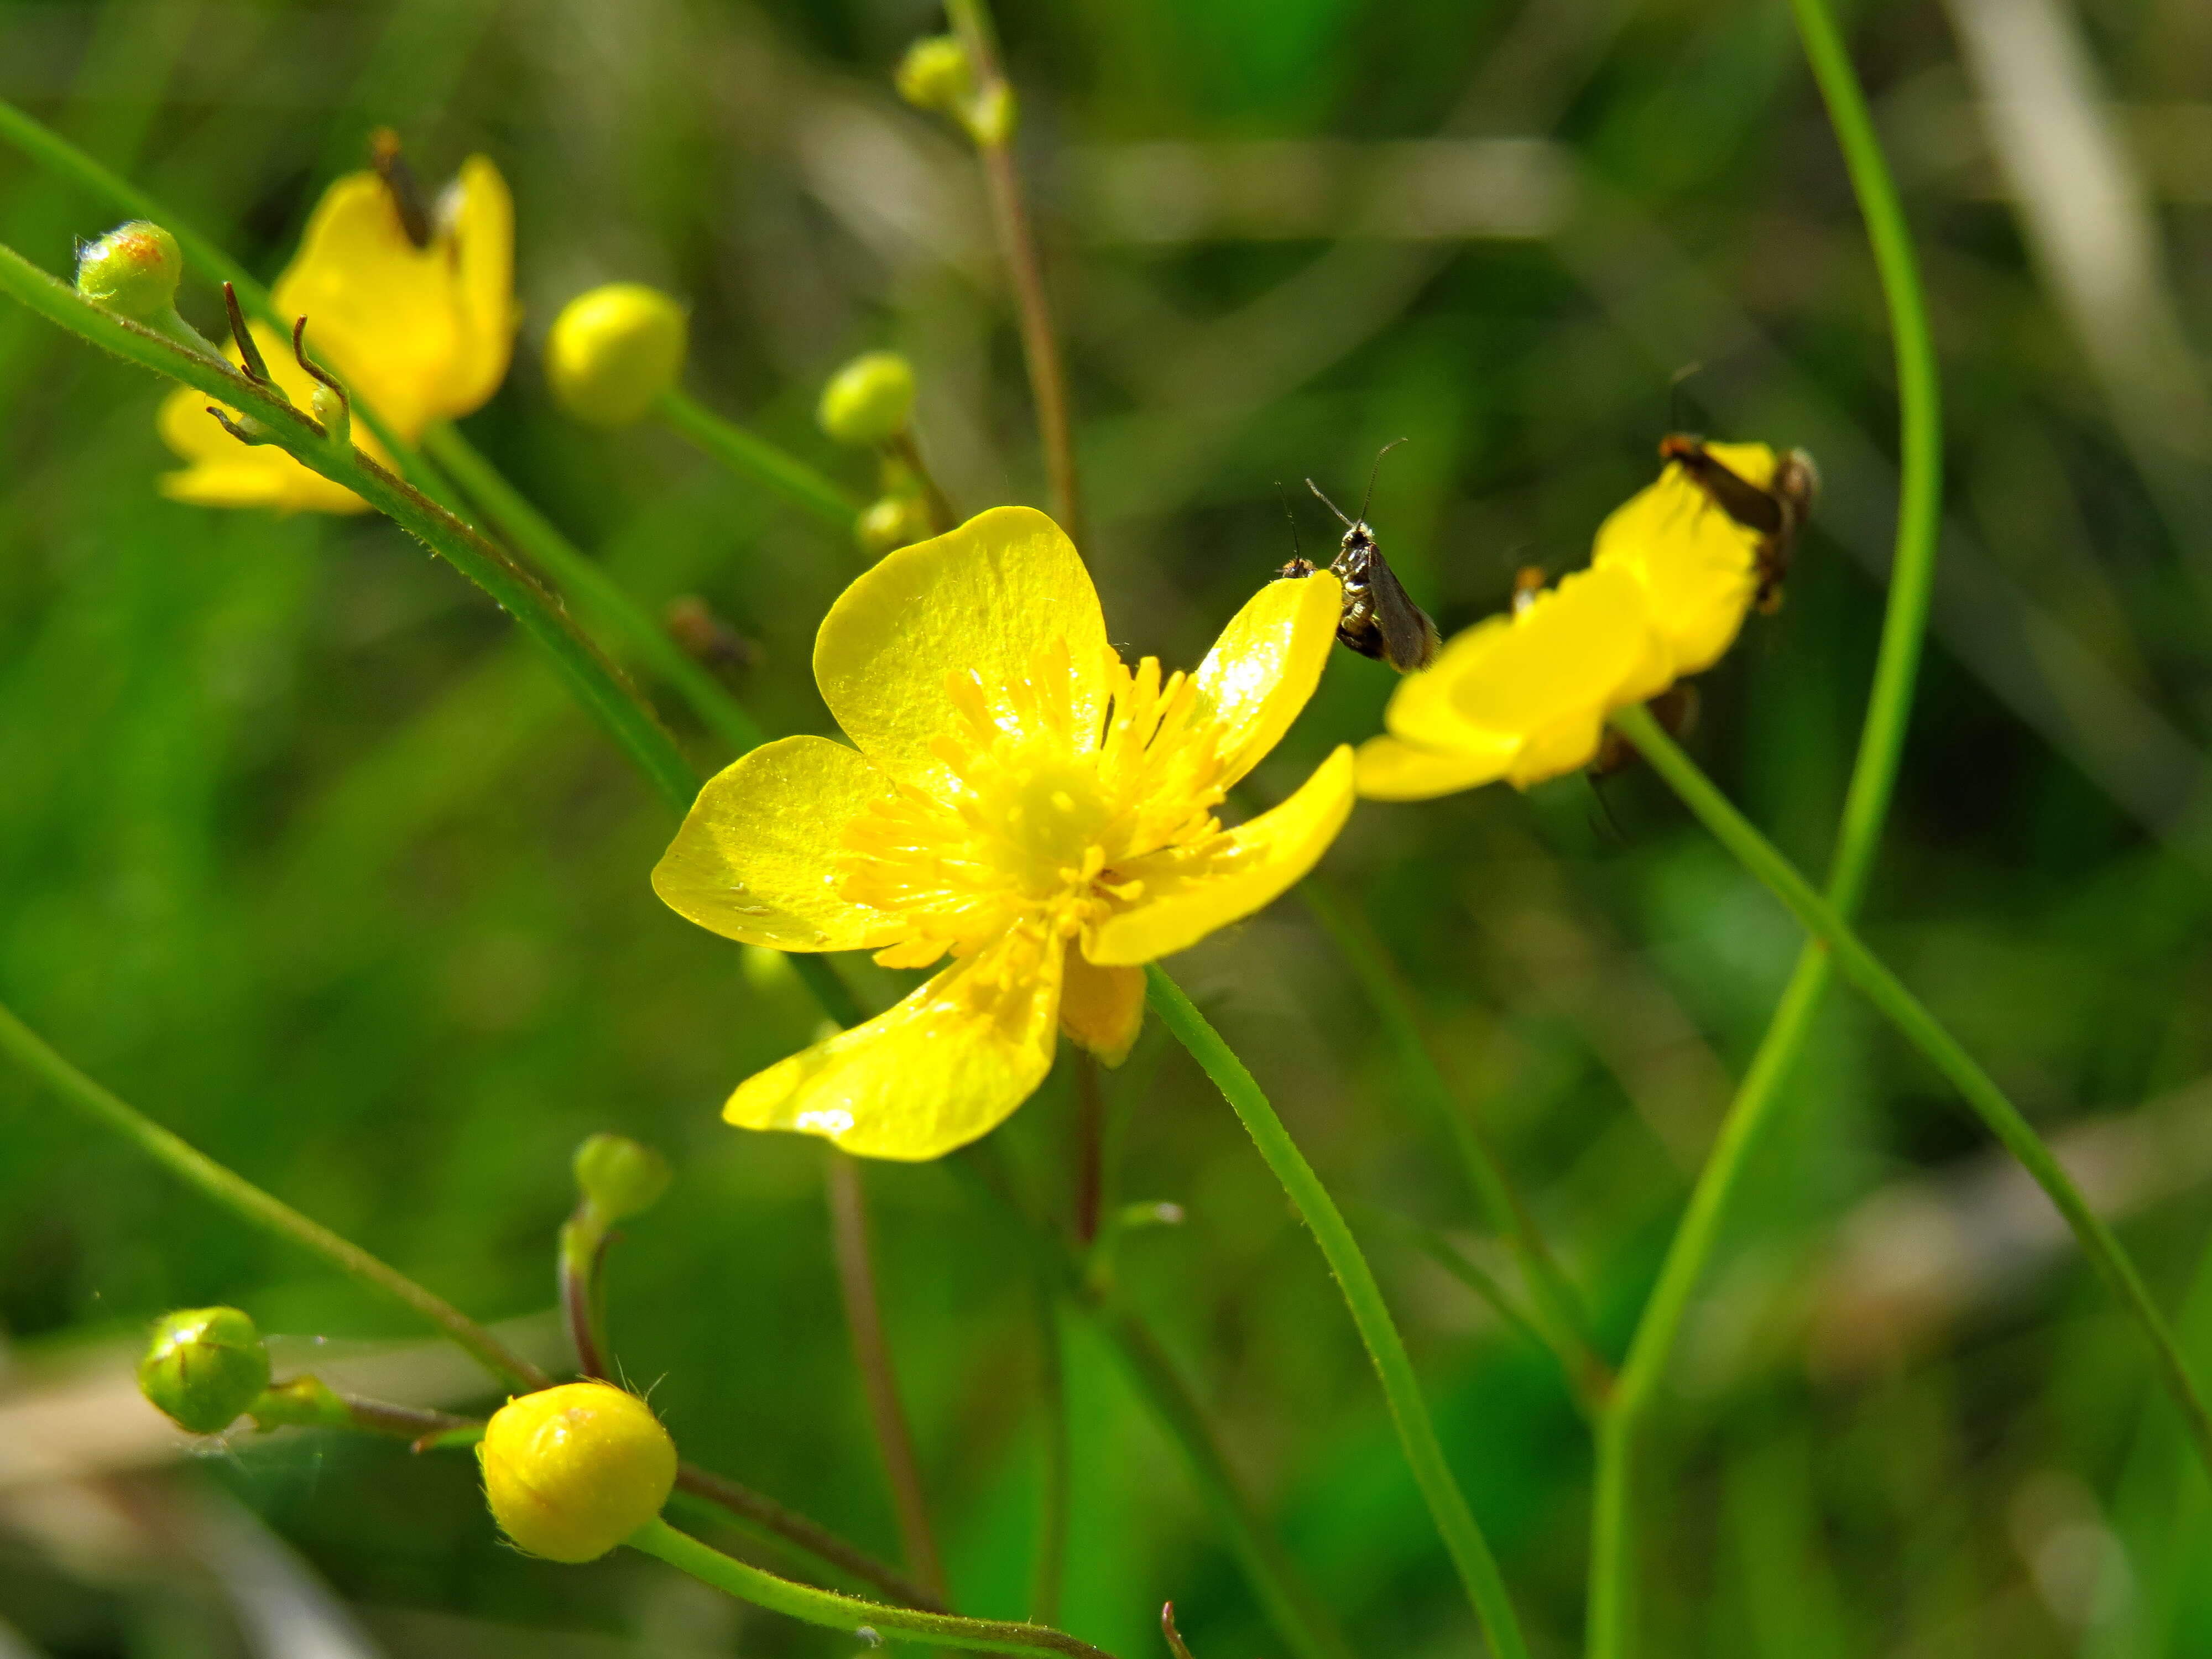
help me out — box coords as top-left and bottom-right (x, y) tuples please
(5, 0), (2212, 1652)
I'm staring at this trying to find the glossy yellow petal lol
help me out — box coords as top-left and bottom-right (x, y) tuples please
(1448, 567), (1668, 733)
(1192, 572), (1342, 785)
(1381, 613), (1511, 752)
(1592, 447), (1767, 676)
(441, 156), (519, 418)
(155, 324), (384, 514)
(1354, 732), (1517, 800)
(1085, 745), (1356, 966)
(1059, 953), (1145, 1064)
(1505, 704), (1610, 787)
(651, 736), (904, 952)
(273, 173), (463, 437)
(723, 926), (1065, 1160)
(812, 507), (1112, 793)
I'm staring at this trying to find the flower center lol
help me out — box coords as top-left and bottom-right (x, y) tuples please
(836, 638), (1233, 971)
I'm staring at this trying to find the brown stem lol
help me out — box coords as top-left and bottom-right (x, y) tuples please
(827, 1151), (948, 1601)
(559, 1209), (611, 1381)
(945, 0), (1083, 544)
(672, 1463), (950, 1612)
(887, 429), (959, 534)
(1072, 1052), (1105, 1247)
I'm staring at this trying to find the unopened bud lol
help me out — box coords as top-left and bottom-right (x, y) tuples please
(573, 1133), (672, 1223)
(546, 284), (689, 428)
(138, 1306), (270, 1434)
(479, 1382), (677, 1562)
(895, 35), (973, 114)
(312, 380), (351, 450)
(248, 1373), (352, 1431)
(741, 942), (796, 991)
(965, 81), (1019, 148)
(76, 221), (182, 320)
(857, 494), (931, 556)
(818, 352), (916, 447)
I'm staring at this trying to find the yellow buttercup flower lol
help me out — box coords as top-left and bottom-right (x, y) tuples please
(158, 156), (518, 513)
(655, 506), (1355, 1161)
(1356, 443), (1782, 800)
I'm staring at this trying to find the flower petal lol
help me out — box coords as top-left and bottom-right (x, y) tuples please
(273, 172), (467, 439)
(1448, 567), (1668, 733)
(1192, 571), (1342, 786)
(1382, 613), (1511, 751)
(652, 736), (904, 952)
(1354, 732), (1517, 801)
(1060, 953), (1145, 1064)
(813, 507), (1112, 793)
(441, 156), (519, 418)
(1084, 745), (1356, 966)
(1591, 450), (1765, 676)
(723, 927), (1066, 1161)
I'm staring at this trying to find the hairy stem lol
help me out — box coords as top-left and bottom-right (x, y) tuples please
(1583, 0), (1948, 1648)
(828, 1152), (949, 1603)
(942, 0), (1083, 543)
(656, 386), (861, 529)
(1146, 966), (1531, 1659)
(671, 1464), (950, 1611)
(630, 1519), (1111, 1658)
(0, 998), (550, 1392)
(423, 420), (765, 754)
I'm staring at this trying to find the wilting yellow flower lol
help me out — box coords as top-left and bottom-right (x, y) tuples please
(1356, 443), (1779, 800)
(158, 157), (517, 513)
(655, 506), (1354, 1161)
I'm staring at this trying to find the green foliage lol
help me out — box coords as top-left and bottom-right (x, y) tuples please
(5, 0), (2212, 1656)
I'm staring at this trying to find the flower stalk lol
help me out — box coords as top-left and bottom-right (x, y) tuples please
(656, 384), (862, 529)
(628, 1517), (1114, 1659)
(941, 0), (1083, 545)
(1144, 966), (1532, 1659)
(1611, 702), (2212, 1479)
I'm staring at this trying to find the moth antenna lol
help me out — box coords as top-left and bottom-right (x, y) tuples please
(1359, 436), (1409, 524)
(1274, 481), (1301, 560)
(1305, 477), (1353, 529)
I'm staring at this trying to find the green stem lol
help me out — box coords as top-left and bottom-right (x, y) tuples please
(1614, 703), (2212, 1477)
(669, 1465), (948, 1611)
(0, 239), (700, 817)
(1145, 966), (1531, 1659)
(941, 0), (1084, 544)
(628, 1518), (1111, 1658)
(1351, 1201), (1554, 1363)
(947, 1149), (1356, 1659)
(421, 420), (765, 754)
(1301, 877), (1609, 1411)
(827, 1151), (949, 1603)
(655, 386), (861, 529)
(0, 998), (550, 1393)
(1584, 2), (1947, 1649)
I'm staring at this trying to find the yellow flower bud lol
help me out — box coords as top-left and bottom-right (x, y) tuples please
(818, 351), (916, 447)
(546, 284), (689, 428)
(479, 1383), (677, 1563)
(857, 494), (932, 556)
(895, 35), (974, 114)
(572, 1133), (672, 1222)
(76, 221), (183, 320)
(138, 1306), (271, 1434)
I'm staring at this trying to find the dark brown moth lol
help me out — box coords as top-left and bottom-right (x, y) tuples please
(1278, 445), (1442, 674)
(371, 127), (435, 251)
(1657, 435), (1819, 614)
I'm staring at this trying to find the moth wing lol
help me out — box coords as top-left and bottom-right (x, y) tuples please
(1364, 555), (1442, 673)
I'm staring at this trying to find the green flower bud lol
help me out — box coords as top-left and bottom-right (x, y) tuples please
(857, 494), (932, 556)
(546, 284), (689, 428)
(138, 1306), (271, 1434)
(479, 1382), (677, 1563)
(75, 221), (182, 320)
(818, 351), (916, 447)
(572, 1133), (672, 1223)
(895, 35), (974, 114)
